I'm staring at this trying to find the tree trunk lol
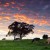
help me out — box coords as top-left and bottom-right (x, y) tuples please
(20, 34), (22, 40)
(14, 35), (16, 40)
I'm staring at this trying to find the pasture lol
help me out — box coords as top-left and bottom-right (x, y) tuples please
(0, 39), (50, 50)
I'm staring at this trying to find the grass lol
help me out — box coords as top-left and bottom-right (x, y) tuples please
(0, 39), (50, 50)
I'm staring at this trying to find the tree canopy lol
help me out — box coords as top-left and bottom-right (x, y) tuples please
(6, 21), (35, 40)
(42, 34), (48, 39)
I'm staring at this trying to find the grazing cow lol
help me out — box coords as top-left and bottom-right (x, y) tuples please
(14, 38), (20, 40)
(32, 38), (40, 43)
(47, 37), (50, 44)
(2, 38), (6, 40)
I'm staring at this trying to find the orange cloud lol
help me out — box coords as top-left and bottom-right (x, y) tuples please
(13, 14), (50, 26)
(14, 14), (32, 24)
(33, 19), (39, 24)
(37, 29), (50, 33)
(39, 19), (48, 26)
(0, 16), (3, 20)
(1, 12), (12, 15)
(1, 12), (6, 14)
(0, 13), (49, 26)
(4, 16), (10, 20)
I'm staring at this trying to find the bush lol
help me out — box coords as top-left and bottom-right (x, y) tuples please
(42, 34), (48, 39)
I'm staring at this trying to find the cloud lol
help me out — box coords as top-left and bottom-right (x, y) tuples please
(0, 13), (50, 26)
(0, 7), (4, 11)
(37, 29), (50, 33)
(19, 2), (26, 7)
(11, 2), (15, 4)
(0, 16), (3, 20)
(0, 15), (11, 21)
(1, 12), (6, 14)
(43, 5), (49, 10)
(16, 5), (22, 10)
(33, 19), (50, 26)
(0, 16), (12, 22)
(13, 13), (50, 26)
(0, 12), (12, 16)
(14, 13), (31, 24)
(4, 16), (11, 20)
(39, 19), (48, 26)
(4, 2), (10, 7)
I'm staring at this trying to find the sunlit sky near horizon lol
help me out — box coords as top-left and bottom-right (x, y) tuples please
(0, 0), (50, 40)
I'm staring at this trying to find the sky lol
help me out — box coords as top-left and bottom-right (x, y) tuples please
(0, 0), (50, 40)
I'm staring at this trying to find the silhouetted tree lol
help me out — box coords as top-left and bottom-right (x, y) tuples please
(42, 34), (48, 39)
(6, 21), (34, 40)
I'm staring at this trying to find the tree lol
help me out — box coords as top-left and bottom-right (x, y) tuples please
(6, 21), (34, 40)
(42, 34), (48, 39)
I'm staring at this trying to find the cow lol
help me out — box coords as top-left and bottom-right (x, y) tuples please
(32, 38), (40, 43)
(14, 38), (20, 40)
(47, 37), (50, 44)
(2, 38), (6, 40)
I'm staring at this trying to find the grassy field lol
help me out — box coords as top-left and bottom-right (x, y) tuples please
(0, 40), (50, 50)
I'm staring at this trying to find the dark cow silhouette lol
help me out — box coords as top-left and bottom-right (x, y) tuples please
(14, 38), (20, 40)
(32, 38), (40, 43)
(2, 38), (6, 40)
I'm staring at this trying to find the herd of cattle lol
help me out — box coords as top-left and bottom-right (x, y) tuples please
(2, 37), (50, 44)
(32, 37), (50, 44)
